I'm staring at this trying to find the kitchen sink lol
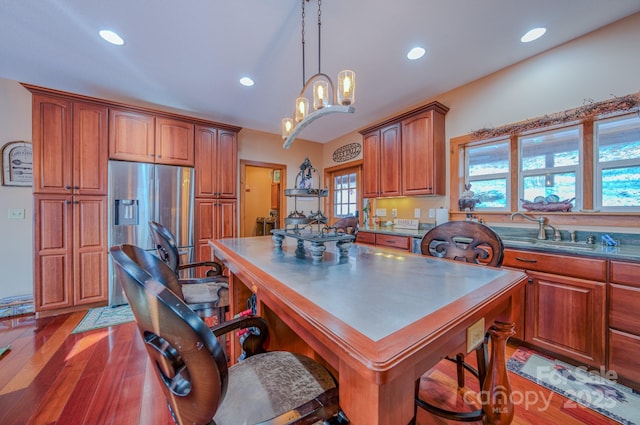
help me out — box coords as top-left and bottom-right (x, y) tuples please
(502, 236), (597, 250)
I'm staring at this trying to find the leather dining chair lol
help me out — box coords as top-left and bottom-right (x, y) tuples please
(149, 220), (228, 325)
(110, 244), (349, 425)
(413, 220), (504, 423)
(329, 213), (359, 236)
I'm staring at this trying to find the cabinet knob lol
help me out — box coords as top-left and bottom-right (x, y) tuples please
(65, 185), (72, 190)
(73, 200), (79, 204)
(66, 200), (72, 204)
(527, 278), (534, 284)
(74, 185), (79, 190)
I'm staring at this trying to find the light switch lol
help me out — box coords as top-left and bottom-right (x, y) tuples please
(414, 208), (421, 218)
(428, 208), (435, 218)
(8, 208), (25, 219)
(391, 208), (397, 218)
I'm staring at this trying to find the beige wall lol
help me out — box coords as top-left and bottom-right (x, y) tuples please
(0, 80), (33, 299)
(323, 12), (640, 227)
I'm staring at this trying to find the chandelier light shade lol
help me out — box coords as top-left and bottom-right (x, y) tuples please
(337, 70), (355, 106)
(282, 0), (356, 149)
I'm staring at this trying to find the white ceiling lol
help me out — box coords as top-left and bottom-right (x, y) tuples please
(2, 1), (640, 144)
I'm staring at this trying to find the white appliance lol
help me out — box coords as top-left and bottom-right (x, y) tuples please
(108, 160), (194, 306)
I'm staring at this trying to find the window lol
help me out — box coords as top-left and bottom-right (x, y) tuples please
(595, 114), (640, 210)
(332, 169), (358, 217)
(519, 126), (582, 210)
(465, 139), (510, 210)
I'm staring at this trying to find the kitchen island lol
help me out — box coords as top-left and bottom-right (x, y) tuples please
(210, 236), (527, 425)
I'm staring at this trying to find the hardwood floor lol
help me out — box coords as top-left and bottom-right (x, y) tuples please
(0, 312), (623, 425)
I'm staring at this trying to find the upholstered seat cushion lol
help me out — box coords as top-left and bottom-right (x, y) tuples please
(214, 351), (337, 425)
(181, 281), (228, 304)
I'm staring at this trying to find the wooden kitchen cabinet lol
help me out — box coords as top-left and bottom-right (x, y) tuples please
(109, 109), (195, 166)
(608, 260), (640, 388)
(32, 94), (109, 195)
(33, 195), (107, 311)
(401, 105), (447, 195)
(355, 230), (410, 251)
(360, 101), (448, 198)
(194, 125), (238, 198)
(504, 249), (606, 367)
(195, 198), (237, 271)
(362, 123), (402, 198)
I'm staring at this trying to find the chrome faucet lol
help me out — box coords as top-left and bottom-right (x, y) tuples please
(545, 224), (562, 241)
(510, 212), (547, 240)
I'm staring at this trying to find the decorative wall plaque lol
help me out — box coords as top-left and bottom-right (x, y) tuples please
(332, 142), (361, 163)
(2, 141), (32, 186)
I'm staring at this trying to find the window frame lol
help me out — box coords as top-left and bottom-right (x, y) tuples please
(450, 110), (639, 228)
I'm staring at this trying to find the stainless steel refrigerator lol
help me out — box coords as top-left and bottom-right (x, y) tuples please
(108, 160), (195, 306)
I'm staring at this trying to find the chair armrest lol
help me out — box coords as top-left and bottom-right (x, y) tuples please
(177, 261), (224, 276)
(210, 315), (268, 358)
(178, 276), (229, 286)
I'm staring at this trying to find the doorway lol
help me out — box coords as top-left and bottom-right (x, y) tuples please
(240, 160), (286, 237)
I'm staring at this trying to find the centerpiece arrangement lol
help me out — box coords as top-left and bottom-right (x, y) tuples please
(271, 158), (355, 262)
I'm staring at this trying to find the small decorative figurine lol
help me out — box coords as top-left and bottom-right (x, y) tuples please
(458, 183), (479, 212)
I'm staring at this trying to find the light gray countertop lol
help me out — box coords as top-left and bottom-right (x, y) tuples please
(212, 236), (525, 342)
(359, 225), (640, 262)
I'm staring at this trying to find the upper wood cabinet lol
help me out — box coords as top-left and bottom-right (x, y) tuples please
(360, 101), (448, 198)
(401, 105), (447, 195)
(362, 123), (402, 198)
(109, 109), (195, 166)
(194, 125), (238, 198)
(32, 94), (109, 195)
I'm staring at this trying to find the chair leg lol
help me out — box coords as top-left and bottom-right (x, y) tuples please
(456, 353), (465, 388)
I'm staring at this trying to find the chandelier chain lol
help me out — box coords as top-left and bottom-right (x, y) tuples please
(301, 0), (306, 86)
(317, 0), (322, 75)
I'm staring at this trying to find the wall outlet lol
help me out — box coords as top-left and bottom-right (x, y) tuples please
(428, 208), (435, 218)
(466, 318), (485, 353)
(391, 208), (397, 218)
(7, 208), (25, 219)
(414, 208), (421, 218)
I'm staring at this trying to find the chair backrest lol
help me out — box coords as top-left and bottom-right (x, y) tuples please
(332, 214), (359, 235)
(420, 221), (504, 267)
(149, 221), (181, 274)
(110, 244), (228, 424)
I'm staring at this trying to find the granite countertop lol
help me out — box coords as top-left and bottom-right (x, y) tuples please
(359, 224), (640, 262)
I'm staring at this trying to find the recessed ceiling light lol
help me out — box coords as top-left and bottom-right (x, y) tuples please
(99, 30), (124, 46)
(240, 77), (255, 87)
(407, 47), (426, 60)
(520, 27), (547, 43)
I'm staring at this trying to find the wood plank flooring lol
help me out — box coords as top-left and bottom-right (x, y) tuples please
(0, 312), (623, 425)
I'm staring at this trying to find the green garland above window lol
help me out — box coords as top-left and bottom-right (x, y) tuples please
(471, 92), (640, 140)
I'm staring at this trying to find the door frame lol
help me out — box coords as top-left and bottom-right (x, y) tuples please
(240, 160), (287, 237)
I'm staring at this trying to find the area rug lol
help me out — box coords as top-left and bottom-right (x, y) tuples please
(507, 347), (640, 425)
(72, 305), (134, 334)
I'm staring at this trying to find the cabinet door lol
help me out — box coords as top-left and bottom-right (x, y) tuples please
(33, 195), (73, 310)
(215, 130), (238, 198)
(379, 123), (402, 197)
(525, 271), (606, 367)
(109, 108), (155, 162)
(73, 102), (109, 195)
(73, 196), (108, 305)
(195, 126), (217, 197)
(402, 111), (441, 195)
(155, 117), (195, 166)
(32, 94), (73, 194)
(216, 199), (237, 239)
(362, 131), (380, 198)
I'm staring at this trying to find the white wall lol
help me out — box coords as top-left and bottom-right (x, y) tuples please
(0, 79), (33, 299)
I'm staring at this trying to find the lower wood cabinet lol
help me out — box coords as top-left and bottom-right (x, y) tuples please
(608, 260), (640, 388)
(195, 198), (237, 275)
(355, 230), (411, 251)
(33, 194), (108, 312)
(503, 249), (607, 368)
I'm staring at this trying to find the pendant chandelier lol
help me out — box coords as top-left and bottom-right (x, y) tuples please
(281, 0), (356, 149)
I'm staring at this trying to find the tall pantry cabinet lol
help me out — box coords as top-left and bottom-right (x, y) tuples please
(31, 90), (109, 313)
(194, 125), (238, 271)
